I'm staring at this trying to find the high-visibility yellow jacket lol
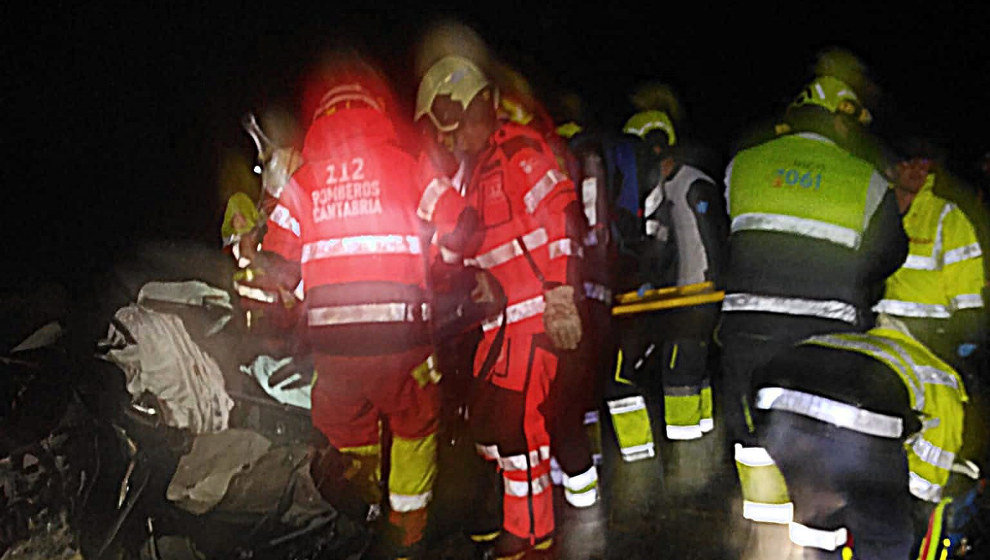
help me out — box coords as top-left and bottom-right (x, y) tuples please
(801, 327), (968, 502)
(875, 174), (985, 322)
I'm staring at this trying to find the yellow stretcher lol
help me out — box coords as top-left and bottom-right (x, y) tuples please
(611, 281), (725, 316)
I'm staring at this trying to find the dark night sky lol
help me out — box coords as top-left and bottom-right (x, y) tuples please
(5, 3), (990, 290)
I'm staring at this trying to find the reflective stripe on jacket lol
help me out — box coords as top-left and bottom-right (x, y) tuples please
(800, 327), (968, 502)
(723, 132), (890, 323)
(874, 173), (985, 319)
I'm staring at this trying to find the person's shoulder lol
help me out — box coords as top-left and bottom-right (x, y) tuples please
(494, 122), (552, 161)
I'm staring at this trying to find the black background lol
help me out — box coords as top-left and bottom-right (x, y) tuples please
(5, 2), (989, 290)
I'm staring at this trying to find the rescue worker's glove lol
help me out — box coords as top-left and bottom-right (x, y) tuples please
(543, 284), (582, 350)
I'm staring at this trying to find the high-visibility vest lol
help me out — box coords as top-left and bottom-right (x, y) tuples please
(874, 174), (985, 319)
(802, 327), (968, 502)
(724, 132), (889, 323)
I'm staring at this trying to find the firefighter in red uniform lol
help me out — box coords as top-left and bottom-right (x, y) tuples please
(259, 54), (460, 558)
(416, 55), (585, 559)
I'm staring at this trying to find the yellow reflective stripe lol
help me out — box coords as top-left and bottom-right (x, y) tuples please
(389, 433), (437, 511)
(411, 355), (442, 388)
(613, 349), (633, 385)
(701, 385), (713, 423)
(664, 391), (704, 440)
(669, 344), (679, 369)
(731, 212), (862, 248)
(736, 446), (791, 518)
(301, 234), (422, 263)
(921, 498), (952, 560)
(523, 169), (566, 214)
(270, 204), (300, 237)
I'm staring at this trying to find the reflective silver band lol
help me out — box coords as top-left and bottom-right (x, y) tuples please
(416, 177), (452, 222)
(301, 234), (422, 263)
(548, 238), (583, 260)
(481, 295), (545, 332)
(912, 436), (955, 471)
(734, 444), (776, 467)
(583, 281), (613, 305)
(235, 283), (278, 304)
(467, 228), (548, 269)
(307, 302), (429, 326)
(619, 443), (655, 462)
(944, 242), (982, 266)
(903, 254), (937, 270)
(909, 471), (942, 502)
(504, 473), (552, 497)
(497, 446), (551, 472)
(789, 523), (847, 551)
(389, 491), (432, 513)
(476, 444), (499, 461)
(731, 213), (861, 249)
(742, 501), (793, 524)
(524, 169), (566, 214)
(873, 299), (951, 318)
(723, 293), (858, 324)
(756, 387), (903, 438)
(563, 466), (598, 493)
(916, 365), (959, 389)
(270, 204), (300, 237)
(607, 395), (648, 415)
(665, 424), (704, 440)
(583, 227), (603, 247)
(805, 334), (925, 411)
(951, 293), (984, 311)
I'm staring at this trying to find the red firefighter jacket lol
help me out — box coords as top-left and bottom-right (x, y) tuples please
(263, 107), (455, 355)
(464, 122), (583, 344)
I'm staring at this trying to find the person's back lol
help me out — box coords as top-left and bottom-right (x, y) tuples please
(724, 131), (891, 326)
(262, 58), (440, 556)
(751, 323), (969, 558)
(720, 71), (907, 524)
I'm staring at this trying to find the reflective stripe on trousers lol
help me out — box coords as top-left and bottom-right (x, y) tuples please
(562, 465), (599, 508)
(607, 396), (655, 462)
(789, 522), (848, 551)
(735, 444), (793, 524)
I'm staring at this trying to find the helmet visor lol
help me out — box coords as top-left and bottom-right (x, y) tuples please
(424, 95), (466, 133)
